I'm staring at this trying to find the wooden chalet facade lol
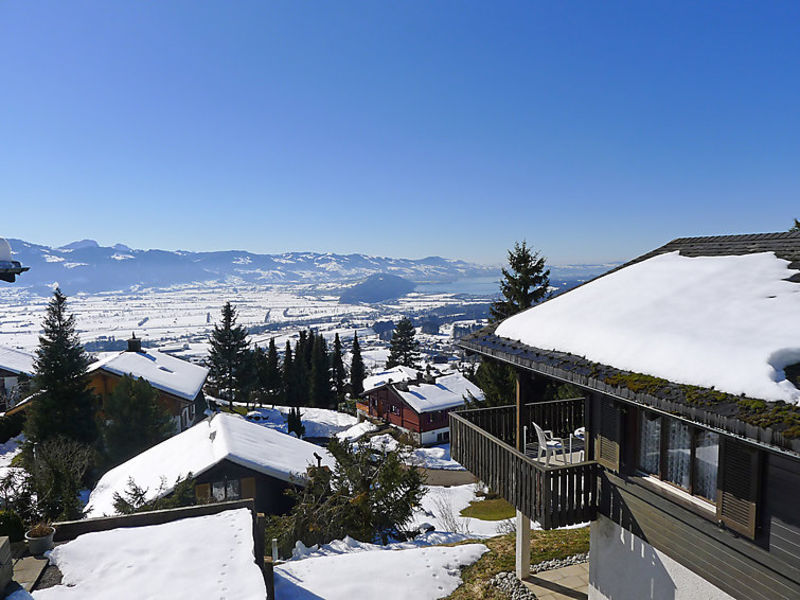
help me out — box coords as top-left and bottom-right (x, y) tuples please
(87, 412), (333, 518)
(452, 232), (800, 600)
(358, 367), (483, 445)
(88, 335), (208, 431)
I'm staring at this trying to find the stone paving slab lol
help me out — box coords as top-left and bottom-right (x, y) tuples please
(13, 555), (48, 591)
(523, 562), (588, 600)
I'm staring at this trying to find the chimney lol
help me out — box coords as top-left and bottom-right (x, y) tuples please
(127, 333), (142, 353)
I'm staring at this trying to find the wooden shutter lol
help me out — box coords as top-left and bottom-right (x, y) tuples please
(595, 398), (621, 472)
(716, 438), (760, 539)
(195, 483), (211, 503)
(241, 477), (256, 500)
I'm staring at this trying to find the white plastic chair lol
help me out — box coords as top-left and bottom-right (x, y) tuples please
(533, 422), (566, 466)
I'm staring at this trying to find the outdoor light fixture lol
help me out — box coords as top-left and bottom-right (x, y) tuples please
(0, 237), (29, 282)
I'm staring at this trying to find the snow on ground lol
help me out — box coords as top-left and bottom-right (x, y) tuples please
(33, 508), (266, 600)
(369, 434), (465, 471)
(336, 420), (378, 442)
(274, 542), (488, 600)
(241, 404), (358, 438)
(495, 251), (800, 403)
(360, 348), (390, 370)
(412, 484), (516, 538)
(289, 531), (472, 561)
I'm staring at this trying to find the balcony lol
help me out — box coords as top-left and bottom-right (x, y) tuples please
(450, 398), (598, 529)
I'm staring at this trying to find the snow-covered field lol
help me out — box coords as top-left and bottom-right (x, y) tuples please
(33, 508), (266, 599)
(242, 404), (359, 438)
(0, 282), (488, 365)
(369, 434), (465, 471)
(275, 542), (488, 600)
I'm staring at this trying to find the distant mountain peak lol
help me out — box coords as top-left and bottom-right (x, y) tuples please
(59, 239), (99, 250)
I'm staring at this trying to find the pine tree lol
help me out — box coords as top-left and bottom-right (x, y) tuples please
(331, 333), (346, 404)
(490, 240), (550, 322)
(385, 317), (420, 369)
(287, 406), (305, 438)
(294, 339), (310, 405)
(349, 332), (365, 397)
(25, 289), (98, 445)
(310, 334), (333, 408)
(100, 375), (175, 467)
(265, 338), (282, 404)
(206, 302), (252, 411)
(477, 240), (551, 406)
(282, 341), (296, 406)
(791, 218), (800, 232)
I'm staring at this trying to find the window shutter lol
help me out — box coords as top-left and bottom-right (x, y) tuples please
(595, 398), (620, 472)
(241, 477), (256, 500)
(195, 483), (211, 503)
(716, 439), (760, 539)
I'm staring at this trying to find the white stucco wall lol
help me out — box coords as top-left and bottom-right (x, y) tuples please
(589, 515), (735, 600)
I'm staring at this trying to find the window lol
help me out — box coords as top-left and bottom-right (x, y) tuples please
(437, 431), (449, 443)
(211, 477), (241, 501)
(636, 409), (719, 503)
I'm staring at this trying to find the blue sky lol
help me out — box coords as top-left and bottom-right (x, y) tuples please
(1, 1), (798, 265)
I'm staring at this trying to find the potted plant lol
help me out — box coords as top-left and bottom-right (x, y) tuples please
(24, 521), (55, 555)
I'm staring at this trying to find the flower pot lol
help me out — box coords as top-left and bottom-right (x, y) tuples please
(25, 527), (55, 555)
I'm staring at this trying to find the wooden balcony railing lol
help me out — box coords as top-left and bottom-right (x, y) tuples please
(450, 399), (598, 529)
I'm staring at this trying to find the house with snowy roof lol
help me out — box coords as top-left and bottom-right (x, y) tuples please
(0, 345), (34, 411)
(451, 231), (800, 600)
(359, 366), (483, 445)
(87, 411), (335, 518)
(87, 334), (209, 431)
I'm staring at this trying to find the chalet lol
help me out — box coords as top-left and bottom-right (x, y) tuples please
(86, 412), (335, 518)
(88, 335), (209, 431)
(451, 231), (800, 600)
(359, 366), (483, 445)
(0, 345), (34, 411)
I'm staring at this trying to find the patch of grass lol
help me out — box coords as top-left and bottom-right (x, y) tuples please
(446, 526), (590, 600)
(460, 498), (516, 521)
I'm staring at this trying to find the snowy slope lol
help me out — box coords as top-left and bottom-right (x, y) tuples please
(496, 251), (800, 404)
(274, 543), (488, 600)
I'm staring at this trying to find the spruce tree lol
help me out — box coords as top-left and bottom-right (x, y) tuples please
(490, 240), (550, 322)
(791, 218), (800, 232)
(477, 240), (551, 406)
(25, 289), (98, 445)
(294, 339), (310, 405)
(385, 317), (420, 369)
(206, 302), (252, 411)
(331, 333), (346, 405)
(282, 341), (296, 406)
(100, 375), (175, 467)
(349, 332), (365, 397)
(265, 338), (282, 404)
(310, 334), (333, 408)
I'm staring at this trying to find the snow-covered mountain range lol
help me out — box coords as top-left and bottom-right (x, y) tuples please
(5, 239), (499, 293)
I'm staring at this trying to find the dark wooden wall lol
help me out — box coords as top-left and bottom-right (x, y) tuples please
(596, 400), (800, 600)
(195, 460), (295, 516)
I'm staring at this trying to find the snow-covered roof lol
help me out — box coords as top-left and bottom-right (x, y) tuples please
(38, 508), (266, 599)
(362, 365), (421, 394)
(495, 250), (800, 404)
(86, 413), (335, 517)
(88, 348), (209, 401)
(0, 346), (34, 376)
(396, 372), (483, 414)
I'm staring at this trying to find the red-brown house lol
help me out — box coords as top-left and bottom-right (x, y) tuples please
(357, 367), (483, 445)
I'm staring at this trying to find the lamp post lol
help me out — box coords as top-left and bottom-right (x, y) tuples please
(0, 237), (29, 283)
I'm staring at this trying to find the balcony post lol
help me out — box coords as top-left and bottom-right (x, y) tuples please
(515, 509), (531, 580)
(515, 371), (531, 452)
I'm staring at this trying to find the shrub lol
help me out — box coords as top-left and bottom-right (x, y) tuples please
(0, 510), (25, 542)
